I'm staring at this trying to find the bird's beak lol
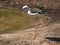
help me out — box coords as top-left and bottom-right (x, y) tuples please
(22, 8), (24, 11)
(22, 8), (23, 10)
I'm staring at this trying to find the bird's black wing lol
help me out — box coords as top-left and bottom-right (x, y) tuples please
(31, 8), (47, 14)
(31, 8), (43, 14)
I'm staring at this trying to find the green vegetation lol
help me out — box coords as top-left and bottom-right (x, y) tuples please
(0, 8), (50, 34)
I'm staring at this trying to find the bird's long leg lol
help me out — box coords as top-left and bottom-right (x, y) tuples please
(33, 15), (46, 40)
(33, 16), (40, 40)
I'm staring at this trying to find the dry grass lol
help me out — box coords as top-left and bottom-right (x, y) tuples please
(0, 8), (50, 34)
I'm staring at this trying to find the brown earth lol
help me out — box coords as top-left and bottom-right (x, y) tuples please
(0, 19), (60, 45)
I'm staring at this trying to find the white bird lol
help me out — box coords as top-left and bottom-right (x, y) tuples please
(22, 5), (47, 15)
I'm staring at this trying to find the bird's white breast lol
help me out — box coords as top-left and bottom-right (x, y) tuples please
(27, 10), (38, 15)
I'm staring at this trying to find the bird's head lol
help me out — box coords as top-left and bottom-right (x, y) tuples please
(22, 5), (29, 10)
(22, 5), (30, 13)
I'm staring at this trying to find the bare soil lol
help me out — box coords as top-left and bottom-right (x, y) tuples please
(0, 19), (60, 45)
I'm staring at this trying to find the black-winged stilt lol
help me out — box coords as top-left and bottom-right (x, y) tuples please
(22, 5), (47, 40)
(22, 5), (46, 15)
